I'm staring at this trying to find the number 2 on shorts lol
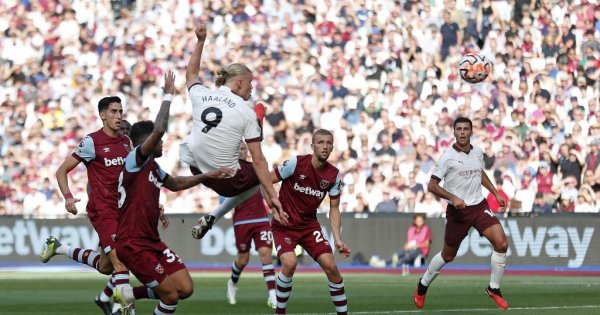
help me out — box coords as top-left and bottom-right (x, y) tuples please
(313, 230), (324, 243)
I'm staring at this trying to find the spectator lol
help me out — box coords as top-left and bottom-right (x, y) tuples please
(374, 188), (398, 213)
(574, 186), (597, 213)
(487, 178), (510, 213)
(531, 192), (553, 215)
(439, 10), (461, 61)
(416, 192), (445, 218)
(408, 171), (424, 203)
(391, 214), (431, 267)
(0, 0), (598, 216)
(532, 161), (559, 203)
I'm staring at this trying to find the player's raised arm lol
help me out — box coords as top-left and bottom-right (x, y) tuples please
(186, 24), (207, 89)
(56, 156), (82, 214)
(137, 71), (175, 164)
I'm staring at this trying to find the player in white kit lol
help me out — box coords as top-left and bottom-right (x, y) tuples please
(414, 117), (509, 310)
(180, 24), (286, 239)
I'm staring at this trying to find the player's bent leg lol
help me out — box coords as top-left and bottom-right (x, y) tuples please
(481, 224), (508, 253)
(107, 250), (133, 314)
(275, 252), (297, 314)
(279, 252), (297, 277)
(440, 243), (459, 263)
(97, 248), (115, 275)
(108, 250), (130, 273)
(192, 187), (261, 239)
(316, 253), (348, 315)
(150, 276), (180, 315)
(316, 253), (341, 281)
(166, 268), (194, 300)
(257, 247), (277, 308)
(41, 236), (105, 273)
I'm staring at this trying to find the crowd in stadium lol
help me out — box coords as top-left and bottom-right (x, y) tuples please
(1, 0), (599, 218)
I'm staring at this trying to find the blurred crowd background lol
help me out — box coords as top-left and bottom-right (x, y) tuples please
(1, 0), (599, 218)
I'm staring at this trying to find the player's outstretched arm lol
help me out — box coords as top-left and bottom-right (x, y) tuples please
(137, 71), (175, 164)
(186, 24), (207, 89)
(162, 167), (236, 191)
(56, 156), (82, 214)
(329, 197), (350, 258)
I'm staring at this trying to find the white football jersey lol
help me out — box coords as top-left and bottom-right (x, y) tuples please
(431, 144), (485, 206)
(180, 84), (262, 173)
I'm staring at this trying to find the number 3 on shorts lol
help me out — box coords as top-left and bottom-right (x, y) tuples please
(162, 248), (178, 263)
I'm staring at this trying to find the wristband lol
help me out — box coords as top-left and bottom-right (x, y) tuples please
(63, 192), (73, 199)
(163, 94), (173, 102)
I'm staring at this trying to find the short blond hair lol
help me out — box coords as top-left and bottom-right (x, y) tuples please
(215, 63), (252, 87)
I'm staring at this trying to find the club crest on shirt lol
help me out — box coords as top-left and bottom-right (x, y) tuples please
(155, 263), (164, 274)
(284, 237), (291, 245)
(111, 234), (116, 242)
(319, 179), (330, 189)
(123, 143), (130, 151)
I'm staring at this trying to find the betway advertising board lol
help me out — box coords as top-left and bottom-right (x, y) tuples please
(0, 214), (598, 268)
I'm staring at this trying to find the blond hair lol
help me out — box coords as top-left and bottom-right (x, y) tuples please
(214, 63), (252, 87)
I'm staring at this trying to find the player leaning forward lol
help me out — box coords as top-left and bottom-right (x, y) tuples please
(41, 94), (133, 315)
(271, 129), (351, 315)
(114, 71), (234, 315)
(414, 117), (509, 310)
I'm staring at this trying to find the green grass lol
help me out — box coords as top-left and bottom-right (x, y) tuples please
(0, 272), (599, 314)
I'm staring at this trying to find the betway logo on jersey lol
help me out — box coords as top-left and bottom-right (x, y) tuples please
(104, 157), (125, 167)
(293, 182), (324, 199)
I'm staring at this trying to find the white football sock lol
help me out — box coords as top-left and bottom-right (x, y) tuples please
(489, 251), (506, 289)
(210, 185), (259, 221)
(420, 252), (447, 287)
(55, 244), (71, 255)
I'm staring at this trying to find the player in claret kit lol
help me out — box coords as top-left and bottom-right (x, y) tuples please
(226, 142), (277, 308)
(114, 70), (234, 315)
(270, 129), (351, 315)
(414, 117), (509, 310)
(41, 95), (133, 315)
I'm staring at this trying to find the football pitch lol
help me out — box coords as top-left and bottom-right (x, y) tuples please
(1, 272), (599, 314)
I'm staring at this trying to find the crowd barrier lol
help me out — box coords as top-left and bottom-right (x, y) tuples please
(0, 214), (598, 269)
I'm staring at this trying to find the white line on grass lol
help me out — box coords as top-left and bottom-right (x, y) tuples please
(263, 305), (600, 315)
